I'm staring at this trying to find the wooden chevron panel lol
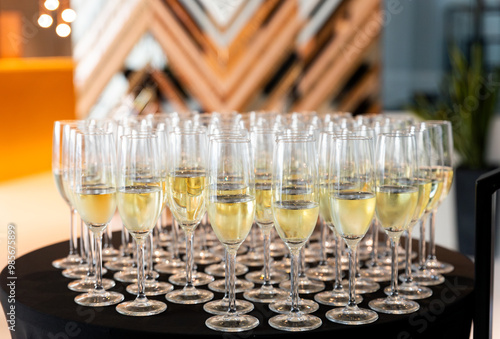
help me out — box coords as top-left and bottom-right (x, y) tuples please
(74, 0), (382, 117)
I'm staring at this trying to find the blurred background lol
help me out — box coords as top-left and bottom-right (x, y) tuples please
(1, 0), (499, 337)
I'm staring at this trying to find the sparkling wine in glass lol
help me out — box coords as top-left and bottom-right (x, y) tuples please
(205, 137), (259, 332)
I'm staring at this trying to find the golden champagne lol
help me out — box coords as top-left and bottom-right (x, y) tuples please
(272, 200), (319, 247)
(331, 191), (376, 247)
(420, 166), (444, 213)
(74, 186), (116, 230)
(375, 185), (418, 238)
(117, 185), (163, 239)
(440, 166), (454, 202)
(208, 194), (255, 247)
(319, 184), (334, 227)
(411, 179), (432, 224)
(255, 182), (273, 226)
(167, 169), (206, 227)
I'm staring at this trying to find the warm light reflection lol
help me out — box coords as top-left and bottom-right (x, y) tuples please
(38, 14), (53, 28)
(61, 9), (76, 23)
(56, 23), (71, 37)
(44, 0), (59, 11)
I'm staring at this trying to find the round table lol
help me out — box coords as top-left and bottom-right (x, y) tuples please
(1, 236), (473, 338)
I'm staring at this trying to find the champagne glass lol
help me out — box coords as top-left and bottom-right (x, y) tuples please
(52, 120), (82, 269)
(165, 129), (214, 304)
(368, 133), (420, 314)
(268, 136), (322, 331)
(205, 137), (259, 332)
(325, 136), (378, 325)
(243, 129), (288, 303)
(72, 131), (124, 307)
(115, 133), (167, 315)
(424, 121), (454, 274)
(390, 125), (433, 299)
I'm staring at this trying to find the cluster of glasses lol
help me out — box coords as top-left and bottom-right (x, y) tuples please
(51, 111), (454, 331)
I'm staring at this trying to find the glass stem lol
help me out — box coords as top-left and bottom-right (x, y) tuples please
(93, 230), (104, 292)
(79, 218), (88, 264)
(185, 230), (194, 288)
(171, 215), (180, 260)
(136, 238), (147, 300)
(147, 233), (154, 279)
(428, 210), (437, 261)
(262, 227), (272, 287)
(299, 247), (306, 278)
(69, 207), (77, 256)
(334, 231), (343, 290)
(227, 248), (237, 314)
(347, 244), (357, 307)
(223, 249), (229, 299)
(418, 217), (427, 270)
(120, 223), (127, 257)
(318, 218), (327, 265)
(404, 227), (414, 283)
(370, 220), (379, 266)
(390, 236), (400, 298)
(290, 248), (300, 313)
(87, 228), (95, 277)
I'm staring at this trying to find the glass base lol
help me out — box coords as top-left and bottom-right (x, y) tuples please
(244, 270), (288, 285)
(203, 298), (254, 315)
(359, 265), (391, 282)
(114, 269), (159, 283)
(208, 279), (254, 293)
(341, 278), (380, 294)
(206, 314), (259, 332)
(326, 257), (349, 271)
(425, 258), (454, 274)
(279, 277), (325, 294)
(303, 250), (321, 264)
(104, 257), (135, 271)
(269, 298), (319, 314)
(204, 262), (248, 277)
(116, 297), (166, 316)
(68, 277), (115, 292)
(410, 270), (445, 286)
(166, 286), (213, 304)
(385, 282), (432, 300)
(211, 244), (248, 257)
(74, 290), (124, 307)
(126, 281), (174, 296)
(272, 258), (291, 274)
(52, 254), (81, 269)
(305, 264), (336, 281)
(152, 249), (171, 263)
(326, 305), (378, 325)
(369, 296), (420, 314)
(237, 252), (264, 267)
(154, 258), (185, 274)
(62, 265), (108, 279)
(102, 247), (120, 261)
(269, 242), (288, 257)
(169, 272), (214, 286)
(314, 289), (362, 306)
(268, 312), (322, 332)
(243, 285), (288, 303)
(190, 250), (222, 265)
(357, 246), (373, 261)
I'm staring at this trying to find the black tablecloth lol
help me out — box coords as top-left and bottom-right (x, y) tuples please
(1, 234), (473, 339)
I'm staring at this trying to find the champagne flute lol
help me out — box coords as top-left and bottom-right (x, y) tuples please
(115, 133), (167, 315)
(165, 129), (214, 304)
(205, 137), (259, 332)
(423, 120), (454, 274)
(243, 129), (288, 303)
(368, 132), (420, 314)
(393, 125), (433, 299)
(52, 120), (82, 269)
(268, 136), (322, 332)
(72, 131), (124, 307)
(325, 136), (378, 325)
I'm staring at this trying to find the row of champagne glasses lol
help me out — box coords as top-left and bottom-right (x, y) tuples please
(52, 112), (454, 332)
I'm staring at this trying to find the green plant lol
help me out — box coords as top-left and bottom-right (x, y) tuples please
(410, 43), (500, 169)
